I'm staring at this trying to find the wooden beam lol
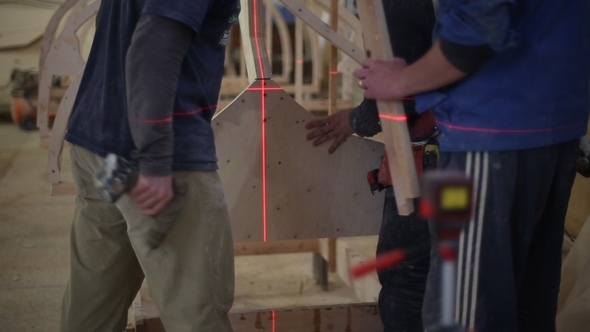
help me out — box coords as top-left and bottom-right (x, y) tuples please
(37, 0), (99, 139)
(48, 72), (83, 187)
(280, 0), (364, 64)
(239, 0), (272, 81)
(356, 0), (420, 215)
(130, 303), (382, 332)
(234, 239), (319, 255)
(328, 0), (339, 115)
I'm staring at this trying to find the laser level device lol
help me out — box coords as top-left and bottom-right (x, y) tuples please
(420, 170), (473, 332)
(419, 170), (473, 239)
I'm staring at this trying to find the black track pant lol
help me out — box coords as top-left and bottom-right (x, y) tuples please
(422, 140), (579, 332)
(377, 190), (431, 332)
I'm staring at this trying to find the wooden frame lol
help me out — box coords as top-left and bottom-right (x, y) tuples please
(356, 1), (420, 214)
(36, 0), (99, 143)
(42, 0), (407, 329)
(129, 303), (381, 332)
(215, 0), (384, 242)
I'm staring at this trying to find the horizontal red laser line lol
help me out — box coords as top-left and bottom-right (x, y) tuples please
(246, 87), (283, 91)
(131, 104), (217, 123)
(437, 119), (584, 133)
(173, 105), (216, 116)
(329, 71), (339, 75)
(379, 114), (407, 122)
(135, 117), (172, 124)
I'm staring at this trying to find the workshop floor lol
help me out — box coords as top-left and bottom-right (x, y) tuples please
(0, 122), (378, 331)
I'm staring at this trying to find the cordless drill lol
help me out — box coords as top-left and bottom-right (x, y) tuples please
(94, 153), (187, 249)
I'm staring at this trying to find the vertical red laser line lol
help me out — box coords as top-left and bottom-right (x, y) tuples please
(252, 0), (268, 241)
(272, 310), (276, 332)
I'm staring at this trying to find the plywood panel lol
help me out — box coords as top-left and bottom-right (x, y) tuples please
(213, 79), (385, 242)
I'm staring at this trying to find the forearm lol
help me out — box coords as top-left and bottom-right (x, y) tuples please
(349, 99), (381, 137)
(126, 14), (193, 176)
(395, 41), (468, 98)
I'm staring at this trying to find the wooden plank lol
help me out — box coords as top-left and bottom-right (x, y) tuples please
(135, 303), (381, 332)
(280, 0), (364, 64)
(234, 239), (319, 255)
(38, 0), (83, 71)
(230, 303), (381, 331)
(356, 0), (420, 215)
(50, 181), (77, 196)
(48, 72), (83, 186)
(239, 0), (272, 81)
(294, 16), (304, 103)
(37, 0), (99, 139)
(328, 0), (339, 115)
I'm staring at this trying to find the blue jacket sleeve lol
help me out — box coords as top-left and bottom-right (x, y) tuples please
(436, 0), (518, 53)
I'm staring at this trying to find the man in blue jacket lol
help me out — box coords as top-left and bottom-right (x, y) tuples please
(61, 1), (239, 331)
(354, 1), (590, 331)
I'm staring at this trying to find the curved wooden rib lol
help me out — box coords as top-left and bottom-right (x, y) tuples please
(279, 0), (364, 64)
(266, 0), (293, 84)
(239, 0), (272, 81)
(47, 69), (83, 190)
(315, 0), (364, 101)
(38, 0), (85, 72)
(37, 0), (99, 140)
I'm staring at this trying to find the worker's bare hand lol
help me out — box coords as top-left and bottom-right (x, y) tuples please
(305, 108), (355, 154)
(129, 174), (173, 216)
(354, 58), (407, 100)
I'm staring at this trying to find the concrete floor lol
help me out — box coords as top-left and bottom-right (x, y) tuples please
(0, 122), (378, 331)
(0, 123), (73, 331)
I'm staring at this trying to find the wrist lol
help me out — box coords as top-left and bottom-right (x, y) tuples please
(393, 69), (411, 100)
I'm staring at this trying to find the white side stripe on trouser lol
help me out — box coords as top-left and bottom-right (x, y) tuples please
(455, 152), (489, 329)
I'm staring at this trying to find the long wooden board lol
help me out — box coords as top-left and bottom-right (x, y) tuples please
(356, 0), (420, 215)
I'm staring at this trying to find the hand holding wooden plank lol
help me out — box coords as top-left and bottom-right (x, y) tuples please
(356, 0), (420, 215)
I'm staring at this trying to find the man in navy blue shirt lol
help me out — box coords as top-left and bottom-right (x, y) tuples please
(61, 1), (239, 331)
(355, 1), (590, 331)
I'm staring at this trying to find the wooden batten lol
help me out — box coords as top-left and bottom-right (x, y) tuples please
(234, 239), (319, 256)
(130, 303), (381, 332)
(356, 0), (420, 215)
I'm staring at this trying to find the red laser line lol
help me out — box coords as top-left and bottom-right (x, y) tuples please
(272, 310), (276, 332)
(173, 105), (216, 116)
(329, 71), (339, 75)
(253, 0), (268, 242)
(134, 117), (172, 124)
(437, 119), (584, 134)
(252, 0), (265, 81)
(260, 83), (268, 242)
(246, 87), (283, 91)
(132, 105), (217, 123)
(379, 114), (407, 122)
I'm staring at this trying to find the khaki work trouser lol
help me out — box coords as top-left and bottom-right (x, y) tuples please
(61, 145), (235, 332)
